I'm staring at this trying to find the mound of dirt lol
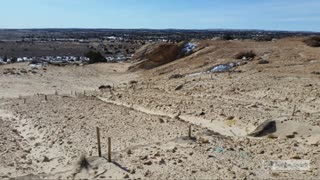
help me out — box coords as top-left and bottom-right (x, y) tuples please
(129, 42), (196, 71)
(249, 119), (320, 143)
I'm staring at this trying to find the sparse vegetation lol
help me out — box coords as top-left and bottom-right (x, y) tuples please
(85, 51), (106, 64)
(221, 34), (234, 40)
(169, 74), (185, 79)
(29, 59), (41, 64)
(254, 36), (273, 41)
(258, 59), (270, 64)
(235, 51), (256, 59)
(78, 155), (90, 171)
(10, 57), (17, 63)
(304, 36), (320, 47)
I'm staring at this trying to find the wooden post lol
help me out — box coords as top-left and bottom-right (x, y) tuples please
(188, 125), (192, 138)
(108, 137), (111, 162)
(23, 98), (26, 104)
(96, 127), (102, 157)
(292, 105), (297, 117)
(44, 95), (48, 101)
(83, 90), (86, 96)
(55, 90), (58, 95)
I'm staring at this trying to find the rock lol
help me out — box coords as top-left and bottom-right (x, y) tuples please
(175, 84), (184, 91)
(199, 111), (206, 116)
(226, 116), (235, 120)
(172, 147), (178, 153)
(248, 120), (276, 137)
(127, 149), (133, 155)
(124, 174), (129, 179)
(292, 155), (301, 160)
(159, 158), (166, 165)
(267, 134), (278, 139)
(286, 134), (295, 139)
(140, 155), (148, 160)
(144, 161), (153, 165)
(169, 74), (185, 79)
(257, 60), (270, 64)
(154, 152), (160, 157)
(199, 137), (210, 144)
(144, 170), (151, 177)
(159, 118), (165, 123)
(130, 168), (136, 174)
(43, 156), (50, 162)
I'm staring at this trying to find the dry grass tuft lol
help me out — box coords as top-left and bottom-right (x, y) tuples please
(78, 155), (90, 171)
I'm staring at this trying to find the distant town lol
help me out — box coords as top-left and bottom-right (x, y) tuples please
(0, 29), (319, 65)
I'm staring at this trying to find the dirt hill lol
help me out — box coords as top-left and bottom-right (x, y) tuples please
(129, 41), (199, 71)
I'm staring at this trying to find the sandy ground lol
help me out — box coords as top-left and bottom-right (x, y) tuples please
(1, 38), (320, 179)
(0, 62), (136, 98)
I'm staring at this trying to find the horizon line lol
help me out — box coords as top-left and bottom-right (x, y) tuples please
(0, 28), (319, 33)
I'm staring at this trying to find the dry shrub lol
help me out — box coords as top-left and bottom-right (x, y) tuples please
(235, 51), (256, 59)
(304, 36), (320, 47)
(169, 74), (184, 79)
(78, 155), (90, 171)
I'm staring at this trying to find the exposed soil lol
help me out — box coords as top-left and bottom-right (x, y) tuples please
(1, 38), (320, 179)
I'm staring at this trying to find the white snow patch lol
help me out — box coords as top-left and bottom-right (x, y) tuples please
(181, 42), (197, 54)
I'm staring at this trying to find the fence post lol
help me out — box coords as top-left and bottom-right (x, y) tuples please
(292, 105), (297, 116)
(108, 137), (111, 162)
(96, 127), (102, 157)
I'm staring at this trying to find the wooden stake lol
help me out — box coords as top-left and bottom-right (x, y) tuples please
(23, 98), (26, 104)
(44, 95), (48, 101)
(96, 127), (102, 157)
(292, 105), (297, 116)
(108, 137), (111, 162)
(188, 125), (192, 138)
(55, 90), (58, 95)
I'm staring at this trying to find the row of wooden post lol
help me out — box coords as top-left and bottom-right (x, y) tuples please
(96, 127), (112, 162)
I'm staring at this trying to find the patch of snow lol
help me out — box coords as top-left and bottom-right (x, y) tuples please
(187, 72), (204, 77)
(181, 42), (197, 55)
(29, 64), (43, 68)
(208, 62), (241, 73)
(187, 61), (244, 77)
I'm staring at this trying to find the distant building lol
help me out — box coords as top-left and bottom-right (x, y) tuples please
(107, 36), (117, 40)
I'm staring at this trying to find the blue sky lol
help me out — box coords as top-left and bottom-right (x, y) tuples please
(1, 0), (320, 31)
